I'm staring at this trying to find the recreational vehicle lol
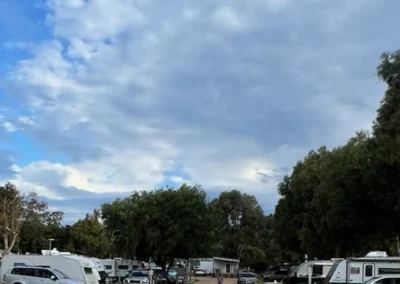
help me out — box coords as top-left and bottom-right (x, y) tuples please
(100, 258), (140, 281)
(92, 258), (109, 283)
(287, 260), (334, 284)
(329, 251), (400, 284)
(102, 259), (117, 281)
(63, 255), (104, 284)
(0, 254), (99, 284)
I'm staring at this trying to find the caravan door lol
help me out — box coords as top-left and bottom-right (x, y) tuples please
(348, 262), (363, 283)
(363, 264), (375, 283)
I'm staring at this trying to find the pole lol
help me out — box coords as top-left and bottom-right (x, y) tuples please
(48, 238), (54, 255)
(308, 265), (312, 284)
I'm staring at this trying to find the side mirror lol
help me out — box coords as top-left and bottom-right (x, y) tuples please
(51, 275), (57, 281)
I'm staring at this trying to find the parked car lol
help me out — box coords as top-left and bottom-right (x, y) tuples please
(194, 269), (206, 276)
(238, 273), (258, 284)
(177, 276), (185, 284)
(123, 270), (149, 284)
(154, 270), (168, 284)
(2, 265), (80, 284)
(263, 269), (289, 282)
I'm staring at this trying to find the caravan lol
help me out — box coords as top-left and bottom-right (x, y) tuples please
(329, 251), (400, 284)
(0, 254), (99, 284)
(285, 260), (334, 284)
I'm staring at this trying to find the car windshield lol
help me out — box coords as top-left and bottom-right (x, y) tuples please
(53, 269), (70, 279)
(131, 271), (148, 277)
(241, 274), (256, 278)
(364, 277), (381, 284)
(169, 270), (177, 275)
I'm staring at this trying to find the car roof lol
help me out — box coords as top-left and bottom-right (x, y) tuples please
(377, 275), (400, 279)
(12, 266), (53, 269)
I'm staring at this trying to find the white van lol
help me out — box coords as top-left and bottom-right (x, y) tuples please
(0, 254), (99, 284)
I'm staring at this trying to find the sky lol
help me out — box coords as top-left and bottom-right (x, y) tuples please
(0, 0), (399, 224)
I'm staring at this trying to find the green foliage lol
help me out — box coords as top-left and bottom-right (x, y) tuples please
(274, 50), (400, 259)
(102, 184), (214, 270)
(69, 210), (109, 257)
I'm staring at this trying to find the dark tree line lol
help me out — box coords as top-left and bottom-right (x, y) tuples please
(274, 50), (400, 261)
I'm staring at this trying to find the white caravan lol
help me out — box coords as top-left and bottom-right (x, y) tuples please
(101, 258), (140, 281)
(92, 258), (108, 283)
(329, 251), (400, 284)
(63, 255), (102, 283)
(294, 260), (334, 284)
(0, 254), (99, 284)
(41, 249), (107, 284)
(101, 259), (116, 279)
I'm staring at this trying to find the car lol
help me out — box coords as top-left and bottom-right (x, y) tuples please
(2, 265), (80, 284)
(177, 276), (185, 284)
(238, 272), (257, 284)
(154, 270), (168, 284)
(123, 270), (149, 284)
(194, 270), (206, 276)
(263, 269), (289, 282)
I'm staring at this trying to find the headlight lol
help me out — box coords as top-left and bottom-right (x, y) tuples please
(142, 280), (149, 283)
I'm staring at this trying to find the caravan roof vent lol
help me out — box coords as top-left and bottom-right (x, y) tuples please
(365, 251), (387, 257)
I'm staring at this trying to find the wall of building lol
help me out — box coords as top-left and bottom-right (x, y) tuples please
(213, 260), (239, 274)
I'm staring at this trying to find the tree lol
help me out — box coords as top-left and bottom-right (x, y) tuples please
(210, 190), (271, 267)
(69, 210), (108, 257)
(102, 184), (215, 270)
(373, 50), (400, 254)
(0, 182), (55, 254)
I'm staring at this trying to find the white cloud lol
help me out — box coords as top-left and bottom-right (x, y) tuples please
(213, 6), (246, 31)
(2, 122), (18, 132)
(2, 0), (396, 216)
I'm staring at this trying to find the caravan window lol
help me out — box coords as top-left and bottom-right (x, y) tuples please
(378, 268), (400, 275)
(118, 265), (129, 270)
(365, 265), (373, 277)
(351, 268), (360, 274)
(84, 268), (93, 275)
(105, 265), (112, 270)
(313, 265), (323, 275)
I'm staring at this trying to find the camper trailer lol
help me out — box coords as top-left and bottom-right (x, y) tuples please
(329, 251), (400, 284)
(101, 258), (140, 281)
(286, 260), (334, 284)
(0, 254), (99, 284)
(92, 258), (108, 283)
(63, 255), (104, 284)
(102, 259), (117, 281)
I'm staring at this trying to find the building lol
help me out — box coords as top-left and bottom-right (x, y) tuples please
(212, 257), (240, 275)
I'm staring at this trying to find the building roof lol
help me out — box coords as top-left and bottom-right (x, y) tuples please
(213, 257), (240, 263)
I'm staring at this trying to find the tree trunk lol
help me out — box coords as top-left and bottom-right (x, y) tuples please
(396, 234), (400, 256)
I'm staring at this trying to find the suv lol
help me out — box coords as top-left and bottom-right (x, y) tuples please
(2, 266), (79, 284)
(123, 270), (149, 284)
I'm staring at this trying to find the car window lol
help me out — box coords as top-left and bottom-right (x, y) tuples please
(11, 268), (22, 275)
(131, 271), (148, 277)
(84, 268), (93, 274)
(36, 269), (55, 279)
(20, 268), (36, 277)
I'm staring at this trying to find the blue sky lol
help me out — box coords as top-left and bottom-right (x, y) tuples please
(0, 0), (398, 224)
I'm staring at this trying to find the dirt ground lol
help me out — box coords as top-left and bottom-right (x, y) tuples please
(194, 277), (238, 284)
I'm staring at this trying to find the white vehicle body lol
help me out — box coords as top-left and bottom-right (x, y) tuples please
(63, 256), (101, 283)
(296, 260), (334, 278)
(329, 252), (400, 284)
(0, 254), (99, 284)
(101, 259), (116, 278)
(364, 275), (400, 284)
(91, 258), (108, 282)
